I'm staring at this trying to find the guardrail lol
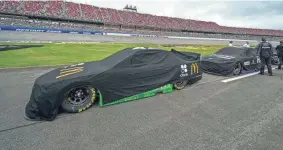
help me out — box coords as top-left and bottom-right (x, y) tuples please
(0, 26), (278, 44)
(0, 26), (104, 35)
(104, 32), (261, 42)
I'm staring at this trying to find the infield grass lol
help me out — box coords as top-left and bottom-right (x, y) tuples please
(0, 43), (227, 68)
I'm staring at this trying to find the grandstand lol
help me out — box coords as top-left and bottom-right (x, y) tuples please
(0, 0), (283, 41)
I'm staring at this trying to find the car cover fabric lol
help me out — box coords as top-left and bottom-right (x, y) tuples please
(25, 48), (202, 121)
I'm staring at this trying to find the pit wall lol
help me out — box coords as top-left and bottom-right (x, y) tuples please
(0, 25), (277, 45)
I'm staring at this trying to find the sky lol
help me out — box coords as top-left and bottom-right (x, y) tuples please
(70, 0), (283, 30)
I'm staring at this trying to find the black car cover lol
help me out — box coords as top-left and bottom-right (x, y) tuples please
(200, 47), (258, 76)
(25, 48), (202, 121)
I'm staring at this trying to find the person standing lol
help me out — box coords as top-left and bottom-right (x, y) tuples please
(256, 37), (273, 76)
(228, 41), (233, 47)
(243, 41), (250, 47)
(275, 40), (283, 69)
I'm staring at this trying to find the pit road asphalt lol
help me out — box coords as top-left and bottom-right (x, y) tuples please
(1, 67), (283, 150)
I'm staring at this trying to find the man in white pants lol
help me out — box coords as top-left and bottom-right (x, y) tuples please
(228, 41), (233, 47)
(243, 41), (250, 47)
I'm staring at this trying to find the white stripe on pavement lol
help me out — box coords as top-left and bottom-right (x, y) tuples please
(221, 67), (277, 83)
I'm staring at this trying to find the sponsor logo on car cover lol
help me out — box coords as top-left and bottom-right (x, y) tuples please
(63, 62), (84, 68)
(212, 54), (235, 59)
(56, 67), (84, 79)
(191, 63), (199, 75)
(244, 61), (250, 66)
(56, 63), (84, 79)
(180, 64), (188, 77)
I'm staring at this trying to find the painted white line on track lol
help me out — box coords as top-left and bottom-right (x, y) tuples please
(221, 67), (277, 83)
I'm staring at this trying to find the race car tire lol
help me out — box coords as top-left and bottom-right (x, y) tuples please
(60, 83), (96, 113)
(173, 80), (188, 90)
(271, 57), (279, 65)
(188, 75), (202, 85)
(233, 62), (242, 76)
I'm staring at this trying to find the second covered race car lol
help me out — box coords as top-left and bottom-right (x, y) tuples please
(25, 47), (203, 121)
(200, 47), (261, 76)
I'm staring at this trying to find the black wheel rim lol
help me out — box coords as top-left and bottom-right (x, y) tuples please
(275, 58), (279, 64)
(233, 63), (241, 74)
(66, 86), (91, 105)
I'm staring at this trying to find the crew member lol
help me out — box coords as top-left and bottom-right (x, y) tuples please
(256, 37), (273, 76)
(243, 41), (250, 47)
(275, 40), (283, 69)
(228, 41), (233, 47)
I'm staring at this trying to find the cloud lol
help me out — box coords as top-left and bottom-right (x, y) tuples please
(70, 0), (283, 30)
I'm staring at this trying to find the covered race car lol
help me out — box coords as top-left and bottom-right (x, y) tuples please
(25, 47), (203, 121)
(200, 47), (260, 76)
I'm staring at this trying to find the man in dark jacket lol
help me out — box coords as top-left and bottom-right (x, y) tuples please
(275, 40), (283, 69)
(256, 37), (273, 76)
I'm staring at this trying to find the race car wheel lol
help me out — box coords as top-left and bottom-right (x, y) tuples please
(173, 80), (188, 90)
(188, 75), (202, 85)
(271, 57), (279, 65)
(233, 62), (242, 75)
(61, 85), (96, 113)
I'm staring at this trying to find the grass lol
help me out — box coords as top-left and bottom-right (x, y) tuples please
(0, 43), (227, 68)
